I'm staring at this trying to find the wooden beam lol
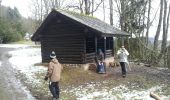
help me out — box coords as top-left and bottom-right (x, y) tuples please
(83, 36), (86, 63)
(121, 37), (124, 46)
(104, 37), (106, 59)
(95, 36), (97, 53)
(150, 92), (161, 100)
(112, 37), (115, 55)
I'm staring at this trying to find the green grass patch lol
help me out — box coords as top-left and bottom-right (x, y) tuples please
(11, 40), (35, 45)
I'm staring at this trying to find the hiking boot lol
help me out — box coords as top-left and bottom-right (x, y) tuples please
(52, 97), (59, 100)
(122, 74), (126, 78)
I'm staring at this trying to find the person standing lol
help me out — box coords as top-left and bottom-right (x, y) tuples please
(44, 51), (63, 100)
(95, 49), (106, 73)
(117, 46), (129, 77)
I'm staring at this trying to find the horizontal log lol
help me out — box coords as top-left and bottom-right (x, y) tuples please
(43, 54), (81, 58)
(85, 59), (95, 63)
(106, 50), (112, 52)
(42, 39), (84, 42)
(42, 43), (84, 47)
(86, 52), (96, 56)
(41, 34), (83, 38)
(42, 46), (84, 49)
(150, 92), (161, 100)
(42, 49), (84, 53)
(43, 59), (82, 64)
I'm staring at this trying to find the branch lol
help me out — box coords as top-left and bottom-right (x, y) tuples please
(66, 5), (80, 9)
(91, 0), (103, 13)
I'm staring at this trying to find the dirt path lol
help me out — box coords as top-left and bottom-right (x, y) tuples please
(0, 47), (35, 100)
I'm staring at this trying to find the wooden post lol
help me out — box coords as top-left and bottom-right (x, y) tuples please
(114, 37), (117, 56)
(104, 37), (106, 59)
(83, 37), (86, 63)
(121, 37), (124, 46)
(112, 37), (114, 56)
(95, 36), (97, 53)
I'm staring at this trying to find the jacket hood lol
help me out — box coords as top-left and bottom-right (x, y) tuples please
(51, 58), (59, 64)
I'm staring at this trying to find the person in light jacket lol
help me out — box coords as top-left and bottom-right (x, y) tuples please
(117, 46), (129, 77)
(44, 51), (63, 100)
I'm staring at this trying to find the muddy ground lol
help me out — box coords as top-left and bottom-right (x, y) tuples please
(1, 45), (170, 100)
(19, 62), (170, 100)
(0, 46), (35, 100)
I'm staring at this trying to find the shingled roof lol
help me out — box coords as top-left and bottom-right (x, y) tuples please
(32, 9), (130, 41)
(59, 10), (129, 36)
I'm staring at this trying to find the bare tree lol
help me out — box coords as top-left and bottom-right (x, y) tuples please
(51, 0), (63, 9)
(159, 0), (169, 61)
(109, 0), (113, 25)
(43, 0), (51, 17)
(166, 5), (170, 36)
(67, 0), (103, 15)
(103, 0), (105, 21)
(84, 0), (91, 15)
(0, 0), (2, 6)
(153, 0), (164, 50)
(0, 0), (2, 16)
(145, 0), (151, 46)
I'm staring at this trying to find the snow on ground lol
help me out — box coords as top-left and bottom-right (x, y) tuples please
(0, 44), (30, 48)
(5, 45), (170, 100)
(0, 61), (1, 66)
(8, 46), (47, 84)
(63, 81), (169, 100)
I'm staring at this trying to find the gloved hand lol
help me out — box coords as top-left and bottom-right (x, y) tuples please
(44, 76), (48, 81)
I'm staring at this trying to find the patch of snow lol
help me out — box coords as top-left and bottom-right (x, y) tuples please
(0, 44), (30, 48)
(157, 67), (169, 70)
(0, 61), (1, 66)
(8, 47), (46, 84)
(63, 81), (170, 100)
(5, 45), (170, 100)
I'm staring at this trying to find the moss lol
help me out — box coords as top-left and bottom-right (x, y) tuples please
(56, 9), (97, 19)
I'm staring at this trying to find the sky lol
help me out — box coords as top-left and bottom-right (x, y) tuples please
(1, 0), (170, 40)
(1, 0), (31, 18)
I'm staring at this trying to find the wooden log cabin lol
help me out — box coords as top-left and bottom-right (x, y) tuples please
(31, 9), (129, 64)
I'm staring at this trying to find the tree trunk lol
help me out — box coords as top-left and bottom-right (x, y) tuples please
(43, 0), (50, 18)
(159, 0), (168, 61)
(79, 0), (84, 14)
(146, 0), (151, 46)
(153, 0), (163, 50)
(103, 0), (105, 21)
(109, 0), (113, 25)
(84, 0), (90, 15)
(91, 0), (94, 16)
(55, 0), (59, 8)
(0, 0), (2, 7)
(166, 5), (170, 35)
(120, 0), (125, 31)
(0, 0), (2, 16)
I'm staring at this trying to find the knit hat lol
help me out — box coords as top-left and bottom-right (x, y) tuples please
(50, 51), (56, 59)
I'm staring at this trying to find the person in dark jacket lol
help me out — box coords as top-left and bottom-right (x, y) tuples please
(44, 51), (63, 100)
(95, 49), (106, 73)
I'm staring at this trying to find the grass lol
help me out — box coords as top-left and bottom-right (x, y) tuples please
(17, 63), (170, 99)
(11, 40), (35, 45)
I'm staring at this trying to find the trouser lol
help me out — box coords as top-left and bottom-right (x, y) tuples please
(120, 62), (126, 75)
(49, 82), (59, 99)
(96, 62), (106, 73)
